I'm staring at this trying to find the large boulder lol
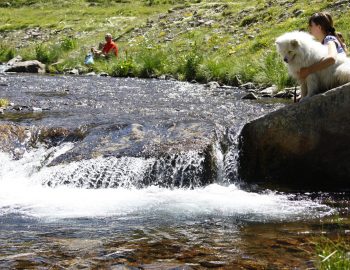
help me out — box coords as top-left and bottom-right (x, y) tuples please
(5, 60), (45, 73)
(238, 83), (350, 190)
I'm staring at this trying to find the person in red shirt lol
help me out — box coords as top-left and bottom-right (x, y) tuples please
(91, 33), (118, 58)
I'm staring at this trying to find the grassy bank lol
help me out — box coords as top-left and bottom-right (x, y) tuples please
(0, 0), (349, 89)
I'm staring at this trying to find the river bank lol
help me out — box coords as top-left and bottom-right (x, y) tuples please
(1, 0), (349, 89)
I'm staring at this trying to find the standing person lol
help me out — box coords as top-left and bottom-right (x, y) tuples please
(91, 33), (118, 58)
(298, 12), (347, 80)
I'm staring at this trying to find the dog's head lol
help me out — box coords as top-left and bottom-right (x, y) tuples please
(275, 32), (312, 64)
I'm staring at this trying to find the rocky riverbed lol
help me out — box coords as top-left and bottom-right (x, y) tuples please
(0, 73), (284, 187)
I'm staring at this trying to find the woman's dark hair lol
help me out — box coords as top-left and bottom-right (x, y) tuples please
(308, 12), (347, 52)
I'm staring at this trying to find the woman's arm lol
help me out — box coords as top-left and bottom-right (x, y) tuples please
(298, 41), (338, 80)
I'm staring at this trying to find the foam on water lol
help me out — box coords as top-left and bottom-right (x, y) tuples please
(0, 145), (334, 220)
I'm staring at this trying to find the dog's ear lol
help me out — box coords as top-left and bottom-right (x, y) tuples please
(291, 39), (299, 48)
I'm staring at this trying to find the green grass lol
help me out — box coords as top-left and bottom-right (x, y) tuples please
(314, 237), (350, 270)
(0, 0), (349, 87)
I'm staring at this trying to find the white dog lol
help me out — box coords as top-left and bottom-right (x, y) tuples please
(275, 31), (350, 99)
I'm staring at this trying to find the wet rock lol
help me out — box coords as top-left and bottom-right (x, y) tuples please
(141, 263), (193, 270)
(0, 124), (31, 156)
(86, 72), (96, 76)
(37, 126), (86, 147)
(200, 261), (226, 268)
(5, 60), (45, 74)
(30, 106), (43, 112)
(67, 68), (79, 75)
(7, 55), (23, 66)
(238, 83), (350, 190)
(111, 265), (139, 270)
(99, 72), (109, 77)
(242, 93), (258, 100)
(273, 91), (293, 98)
(241, 82), (256, 90)
(206, 81), (220, 89)
(260, 86), (276, 96)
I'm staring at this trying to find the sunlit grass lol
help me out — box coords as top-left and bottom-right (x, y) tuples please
(0, 0), (349, 86)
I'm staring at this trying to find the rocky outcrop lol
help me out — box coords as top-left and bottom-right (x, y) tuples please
(238, 83), (350, 190)
(5, 60), (45, 73)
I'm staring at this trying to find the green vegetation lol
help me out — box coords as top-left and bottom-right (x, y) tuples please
(314, 236), (350, 270)
(0, 98), (9, 107)
(0, 0), (349, 88)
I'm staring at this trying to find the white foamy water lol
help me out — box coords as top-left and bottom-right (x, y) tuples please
(0, 145), (334, 220)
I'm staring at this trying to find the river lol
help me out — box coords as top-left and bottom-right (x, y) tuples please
(0, 73), (348, 269)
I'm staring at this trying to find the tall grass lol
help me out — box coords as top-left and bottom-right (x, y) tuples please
(135, 47), (165, 78)
(35, 44), (61, 64)
(258, 50), (294, 90)
(314, 237), (350, 270)
(0, 45), (15, 62)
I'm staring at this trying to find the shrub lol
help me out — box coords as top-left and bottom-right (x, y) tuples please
(111, 58), (136, 77)
(35, 44), (61, 64)
(0, 45), (15, 62)
(136, 47), (165, 78)
(60, 37), (77, 52)
(176, 51), (202, 81)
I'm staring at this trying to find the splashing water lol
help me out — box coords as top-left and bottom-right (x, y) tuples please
(0, 144), (334, 220)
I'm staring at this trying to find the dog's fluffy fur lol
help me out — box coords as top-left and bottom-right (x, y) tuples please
(276, 31), (350, 98)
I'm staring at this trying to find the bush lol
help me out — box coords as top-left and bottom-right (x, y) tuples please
(136, 47), (165, 78)
(0, 45), (15, 62)
(35, 44), (61, 64)
(176, 51), (202, 81)
(111, 58), (136, 77)
(60, 37), (77, 52)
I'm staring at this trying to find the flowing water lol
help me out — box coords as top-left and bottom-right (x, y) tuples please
(0, 73), (349, 269)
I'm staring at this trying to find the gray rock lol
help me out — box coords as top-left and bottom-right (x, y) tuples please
(7, 55), (23, 66)
(273, 91), (293, 98)
(86, 72), (96, 76)
(98, 72), (109, 77)
(5, 60), (45, 74)
(206, 81), (220, 89)
(242, 93), (258, 100)
(238, 83), (350, 190)
(241, 82), (256, 90)
(260, 86), (277, 95)
(67, 68), (79, 75)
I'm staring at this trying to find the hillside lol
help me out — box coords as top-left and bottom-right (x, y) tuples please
(1, 0), (349, 88)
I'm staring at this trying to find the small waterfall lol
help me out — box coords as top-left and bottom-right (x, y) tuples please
(0, 141), (335, 220)
(41, 150), (210, 188)
(223, 125), (245, 183)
